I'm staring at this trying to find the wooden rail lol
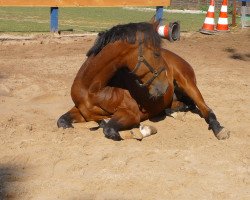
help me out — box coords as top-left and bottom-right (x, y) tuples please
(0, 0), (170, 7)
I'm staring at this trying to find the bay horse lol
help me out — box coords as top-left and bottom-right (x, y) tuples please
(57, 22), (170, 140)
(57, 22), (230, 141)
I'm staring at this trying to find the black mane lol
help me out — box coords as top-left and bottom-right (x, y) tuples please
(86, 22), (162, 57)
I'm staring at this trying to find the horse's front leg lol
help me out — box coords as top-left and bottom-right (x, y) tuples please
(101, 113), (157, 141)
(177, 81), (230, 140)
(100, 116), (157, 141)
(99, 89), (141, 141)
(101, 108), (140, 141)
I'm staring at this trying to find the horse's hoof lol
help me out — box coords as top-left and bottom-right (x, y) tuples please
(57, 117), (73, 129)
(131, 130), (144, 140)
(103, 127), (122, 141)
(119, 125), (157, 140)
(216, 128), (230, 140)
(170, 112), (178, 118)
(119, 130), (143, 140)
(165, 108), (173, 116)
(139, 125), (157, 138)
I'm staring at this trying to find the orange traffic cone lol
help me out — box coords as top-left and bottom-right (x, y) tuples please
(200, 0), (216, 34)
(216, 0), (229, 31)
(157, 21), (180, 42)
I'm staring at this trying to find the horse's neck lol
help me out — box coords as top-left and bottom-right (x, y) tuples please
(76, 42), (132, 91)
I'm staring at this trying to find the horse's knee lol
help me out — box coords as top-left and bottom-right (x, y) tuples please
(114, 108), (141, 128)
(128, 113), (140, 125)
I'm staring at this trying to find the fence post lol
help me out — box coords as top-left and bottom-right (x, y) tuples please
(241, 1), (246, 28)
(50, 7), (59, 32)
(156, 6), (164, 23)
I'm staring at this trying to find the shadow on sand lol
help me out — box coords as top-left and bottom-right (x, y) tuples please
(0, 164), (24, 200)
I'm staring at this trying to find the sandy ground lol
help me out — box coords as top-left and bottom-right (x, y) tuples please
(0, 29), (249, 200)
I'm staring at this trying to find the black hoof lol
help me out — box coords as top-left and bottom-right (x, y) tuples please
(89, 120), (108, 131)
(57, 116), (73, 129)
(98, 120), (108, 128)
(103, 126), (122, 141)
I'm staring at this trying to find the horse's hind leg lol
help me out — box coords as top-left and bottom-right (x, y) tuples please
(165, 100), (191, 117)
(176, 81), (230, 140)
(173, 82), (196, 111)
(57, 106), (86, 128)
(165, 84), (196, 116)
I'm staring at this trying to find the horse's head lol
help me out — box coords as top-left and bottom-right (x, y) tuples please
(86, 22), (168, 97)
(124, 32), (168, 98)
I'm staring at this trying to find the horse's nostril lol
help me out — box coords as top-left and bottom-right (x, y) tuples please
(150, 85), (165, 98)
(154, 82), (167, 95)
(157, 89), (164, 96)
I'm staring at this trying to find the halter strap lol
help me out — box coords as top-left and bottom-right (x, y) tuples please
(131, 32), (143, 74)
(131, 32), (166, 87)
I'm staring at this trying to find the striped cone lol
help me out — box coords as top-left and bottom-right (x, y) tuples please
(157, 21), (180, 42)
(200, 0), (216, 34)
(216, 0), (229, 31)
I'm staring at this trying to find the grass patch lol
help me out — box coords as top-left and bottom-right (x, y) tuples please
(0, 7), (241, 33)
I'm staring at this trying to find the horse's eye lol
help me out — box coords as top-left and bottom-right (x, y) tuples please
(153, 52), (160, 58)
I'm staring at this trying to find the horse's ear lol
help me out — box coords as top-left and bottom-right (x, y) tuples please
(149, 15), (156, 24)
(149, 15), (160, 30)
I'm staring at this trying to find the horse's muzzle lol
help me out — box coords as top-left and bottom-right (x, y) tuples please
(149, 80), (169, 98)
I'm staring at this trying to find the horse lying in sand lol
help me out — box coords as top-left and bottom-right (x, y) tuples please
(57, 21), (230, 141)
